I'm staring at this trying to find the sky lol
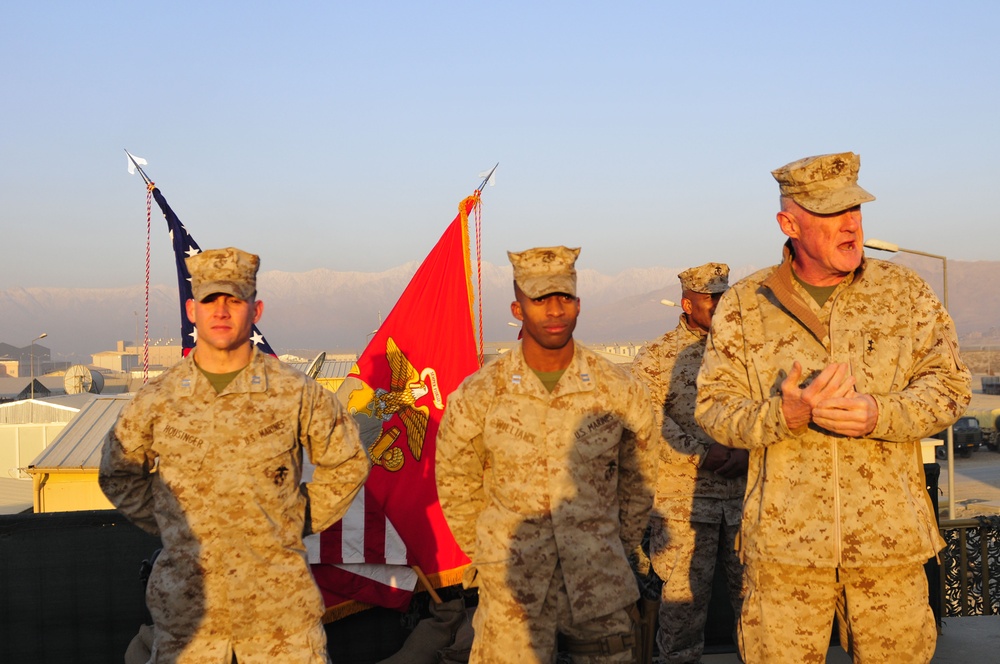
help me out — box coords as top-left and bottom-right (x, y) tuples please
(2, 1), (998, 294)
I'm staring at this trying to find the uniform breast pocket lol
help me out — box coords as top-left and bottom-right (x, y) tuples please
(254, 432), (299, 491)
(854, 330), (908, 392)
(153, 425), (211, 473)
(573, 414), (624, 491)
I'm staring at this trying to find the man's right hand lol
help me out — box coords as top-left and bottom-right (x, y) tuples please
(780, 361), (856, 431)
(715, 448), (749, 479)
(702, 442), (733, 472)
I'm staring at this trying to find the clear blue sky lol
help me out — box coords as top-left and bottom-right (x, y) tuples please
(2, 1), (997, 290)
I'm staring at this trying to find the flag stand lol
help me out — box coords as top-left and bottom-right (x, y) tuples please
(411, 566), (443, 605)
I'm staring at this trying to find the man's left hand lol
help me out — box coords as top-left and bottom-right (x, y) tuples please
(812, 393), (878, 437)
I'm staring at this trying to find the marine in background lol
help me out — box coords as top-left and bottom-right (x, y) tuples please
(631, 262), (746, 663)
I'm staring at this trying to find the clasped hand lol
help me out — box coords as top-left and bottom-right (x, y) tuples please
(780, 362), (877, 437)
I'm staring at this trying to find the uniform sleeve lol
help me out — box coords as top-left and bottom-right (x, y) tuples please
(616, 376), (658, 553)
(435, 380), (489, 560)
(660, 414), (710, 465)
(632, 344), (705, 465)
(301, 381), (371, 534)
(869, 277), (972, 441)
(98, 396), (160, 536)
(695, 288), (791, 450)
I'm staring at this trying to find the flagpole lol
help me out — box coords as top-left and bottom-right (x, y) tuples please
(125, 149), (153, 383)
(469, 163), (497, 366)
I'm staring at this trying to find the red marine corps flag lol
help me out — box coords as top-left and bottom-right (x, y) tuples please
(309, 184), (489, 617)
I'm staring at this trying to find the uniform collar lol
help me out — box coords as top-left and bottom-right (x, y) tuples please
(176, 346), (270, 396)
(679, 313), (708, 340)
(507, 342), (595, 397)
(761, 242), (867, 345)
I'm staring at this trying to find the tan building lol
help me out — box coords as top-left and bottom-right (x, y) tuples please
(91, 351), (139, 373)
(0, 397), (86, 514)
(0, 341), (51, 378)
(25, 396), (129, 513)
(120, 340), (185, 369)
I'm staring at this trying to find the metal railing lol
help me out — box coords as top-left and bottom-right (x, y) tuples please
(938, 516), (1000, 617)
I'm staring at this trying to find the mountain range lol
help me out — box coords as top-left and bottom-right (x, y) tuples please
(2, 255), (998, 363)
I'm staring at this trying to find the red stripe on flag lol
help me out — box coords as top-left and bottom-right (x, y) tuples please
(312, 565), (412, 614)
(323, 519), (344, 563)
(364, 497), (388, 564)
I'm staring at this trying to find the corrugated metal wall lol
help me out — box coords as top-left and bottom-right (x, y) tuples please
(0, 424), (68, 480)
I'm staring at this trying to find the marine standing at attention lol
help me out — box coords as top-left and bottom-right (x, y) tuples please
(100, 247), (370, 663)
(436, 246), (658, 663)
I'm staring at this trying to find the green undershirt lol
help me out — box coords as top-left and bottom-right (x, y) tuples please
(793, 270), (838, 307)
(197, 365), (245, 393)
(532, 369), (566, 393)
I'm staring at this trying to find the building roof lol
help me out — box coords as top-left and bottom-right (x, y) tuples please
(0, 477), (33, 515)
(0, 376), (66, 400)
(38, 393), (100, 410)
(0, 398), (81, 424)
(27, 395), (132, 471)
(288, 358), (356, 380)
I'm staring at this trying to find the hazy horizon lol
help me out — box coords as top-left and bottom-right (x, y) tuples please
(6, 253), (1000, 366)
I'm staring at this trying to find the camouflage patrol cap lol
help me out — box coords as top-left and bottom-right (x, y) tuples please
(508, 246), (580, 298)
(185, 247), (259, 302)
(679, 262), (729, 294)
(771, 152), (875, 214)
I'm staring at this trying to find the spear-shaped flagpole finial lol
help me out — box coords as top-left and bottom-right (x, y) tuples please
(476, 162), (499, 193)
(125, 149), (153, 186)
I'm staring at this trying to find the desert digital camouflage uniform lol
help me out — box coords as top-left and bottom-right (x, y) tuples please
(100, 346), (369, 663)
(696, 248), (971, 662)
(436, 342), (658, 663)
(631, 295), (744, 663)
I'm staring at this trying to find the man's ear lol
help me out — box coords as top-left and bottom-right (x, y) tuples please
(253, 299), (264, 324)
(185, 299), (196, 324)
(510, 300), (523, 321)
(681, 297), (693, 315)
(776, 210), (799, 240)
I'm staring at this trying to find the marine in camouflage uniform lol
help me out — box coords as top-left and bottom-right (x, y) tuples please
(695, 154), (971, 663)
(100, 247), (369, 663)
(436, 246), (658, 664)
(631, 262), (746, 663)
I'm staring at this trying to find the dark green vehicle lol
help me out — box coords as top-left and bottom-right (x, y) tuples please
(934, 416), (983, 458)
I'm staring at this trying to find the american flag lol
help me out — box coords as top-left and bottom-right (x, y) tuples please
(151, 187), (276, 357)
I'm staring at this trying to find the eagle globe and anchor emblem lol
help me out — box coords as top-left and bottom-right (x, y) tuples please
(343, 337), (444, 471)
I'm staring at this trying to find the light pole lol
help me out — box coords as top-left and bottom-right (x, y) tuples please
(864, 238), (956, 519)
(29, 333), (48, 400)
